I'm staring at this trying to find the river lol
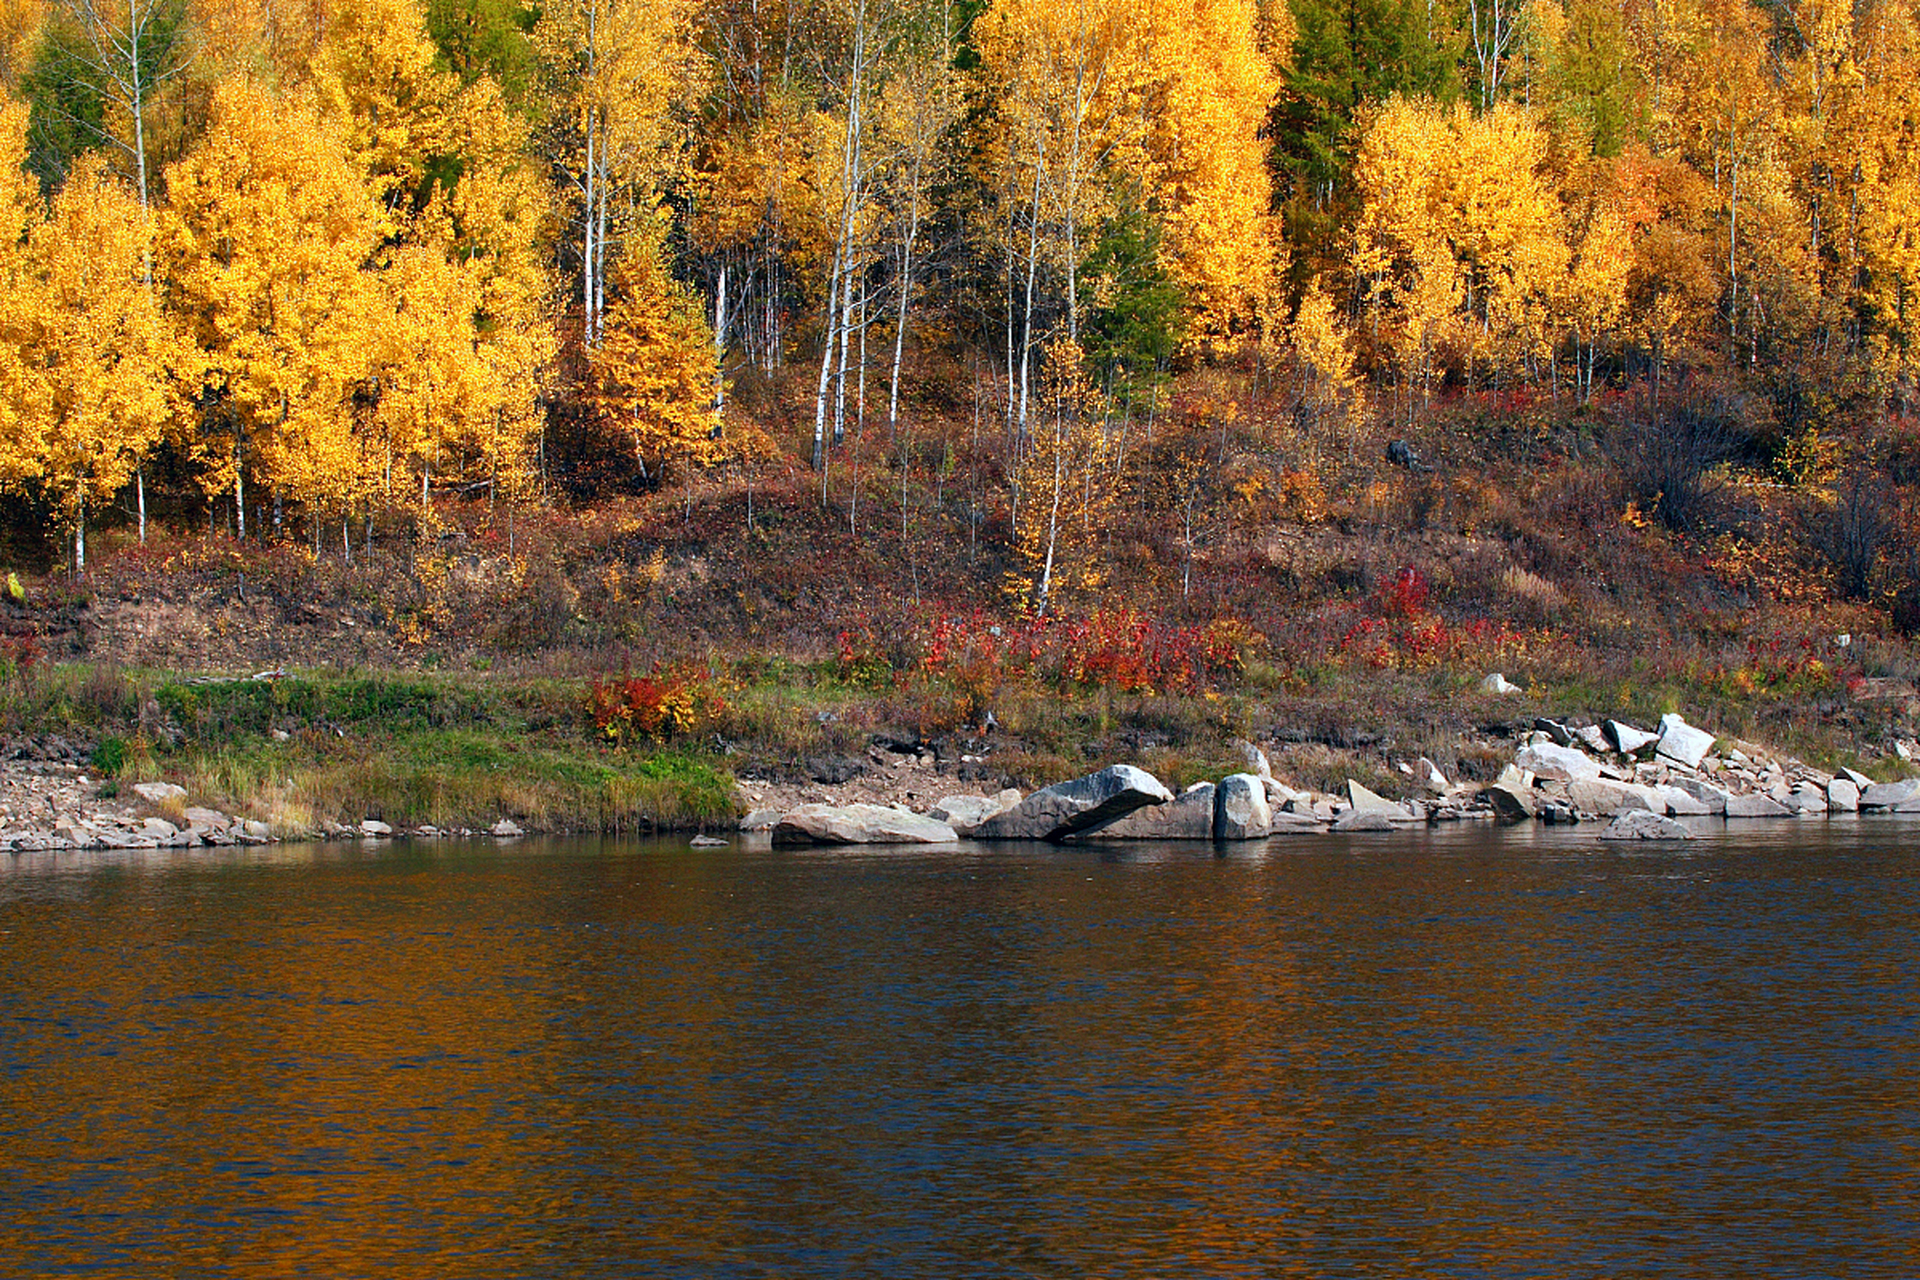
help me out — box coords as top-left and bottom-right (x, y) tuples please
(2, 821), (1917, 1277)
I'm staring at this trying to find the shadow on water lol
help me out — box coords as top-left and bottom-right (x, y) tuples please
(3, 819), (1918, 1277)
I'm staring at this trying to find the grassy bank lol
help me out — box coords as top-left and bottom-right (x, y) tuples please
(7, 665), (738, 834)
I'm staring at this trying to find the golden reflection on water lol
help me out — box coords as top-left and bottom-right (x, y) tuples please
(0, 831), (1917, 1277)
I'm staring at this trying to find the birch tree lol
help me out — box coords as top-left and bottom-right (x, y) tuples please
(26, 151), (177, 571)
(38, 0), (192, 203)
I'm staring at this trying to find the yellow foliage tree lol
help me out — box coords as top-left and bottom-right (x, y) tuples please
(22, 152), (178, 571)
(1291, 277), (1365, 448)
(536, 0), (707, 349)
(1141, 0), (1284, 339)
(0, 99), (42, 496)
(160, 77), (384, 534)
(587, 214), (720, 484)
(1353, 97), (1568, 397)
(1008, 336), (1115, 614)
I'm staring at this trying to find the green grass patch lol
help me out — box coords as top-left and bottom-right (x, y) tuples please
(174, 731), (737, 834)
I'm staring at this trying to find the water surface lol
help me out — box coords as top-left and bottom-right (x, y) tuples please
(3, 821), (1917, 1277)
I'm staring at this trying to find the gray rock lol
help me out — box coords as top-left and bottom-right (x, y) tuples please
(1515, 742), (1606, 783)
(490, 818), (525, 837)
(1839, 766), (1876, 789)
(1576, 724), (1612, 754)
(1268, 809), (1329, 834)
(1895, 793), (1920, 814)
(1827, 778), (1860, 812)
(53, 821), (95, 848)
(1655, 714), (1717, 769)
(1262, 777), (1311, 810)
(132, 781), (188, 806)
(738, 808), (781, 832)
(1537, 800), (1579, 824)
(1480, 672), (1521, 695)
(1671, 778), (1730, 813)
(928, 791), (1020, 834)
(1082, 783), (1216, 840)
(689, 834), (728, 847)
(772, 803), (959, 845)
(1598, 810), (1695, 841)
(1483, 782), (1534, 823)
(1414, 757), (1450, 794)
(1346, 780), (1405, 816)
(1790, 782), (1829, 814)
(242, 820), (273, 840)
(1662, 789), (1712, 817)
(1533, 718), (1575, 746)
(360, 819), (394, 837)
(1215, 774), (1274, 840)
(1606, 720), (1659, 754)
(183, 806), (230, 830)
(1724, 794), (1793, 818)
(971, 765), (1172, 842)
(140, 817), (179, 839)
(1232, 739), (1273, 780)
(1567, 777), (1660, 815)
(1331, 809), (1396, 832)
(1860, 779), (1920, 809)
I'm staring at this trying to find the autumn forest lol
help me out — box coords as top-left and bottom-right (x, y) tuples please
(1, 0), (1918, 690)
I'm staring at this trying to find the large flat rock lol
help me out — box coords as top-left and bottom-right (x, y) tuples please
(1077, 783), (1215, 840)
(772, 804), (959, 845)
(1515, 742), (1605, 782)
(1724, 793), (1793, 819)
(928, 790), (1022, 835)
(1859, 779), (1920, 809)
(1567, 777), (1662, 815)
(971, 764), (1173, 842)
(1599, 810), (1695, 840)
(1656, 714), (1717, 768)
(1670, 778), (1729, 814)
(1346, 780), (1405, 816)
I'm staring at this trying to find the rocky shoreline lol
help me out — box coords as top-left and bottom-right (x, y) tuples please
(743, 711), (1920, 846)
(0, 746), (528, 854)
(5, 707), (1916, 858)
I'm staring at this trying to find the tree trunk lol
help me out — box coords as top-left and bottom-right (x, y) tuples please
(1036, 430), (1064, 617)
(888, 166), (922, 441)
(811, 0), (867, 473)
(583, 103), (597, 348)
(1017, 160), (1043, 442)
(713, 261), (727, 432)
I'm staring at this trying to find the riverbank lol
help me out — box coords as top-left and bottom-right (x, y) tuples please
(5, 656), (1918, 851)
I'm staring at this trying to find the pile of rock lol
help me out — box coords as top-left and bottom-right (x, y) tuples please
(752, 752), (1354, 846)
(1481, 712), (1904, 837)
(744, 711), (1920, 848)
(1, 781), (274, 852)
(0, 770), (537, 855)
(309, 817), (526, 841)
